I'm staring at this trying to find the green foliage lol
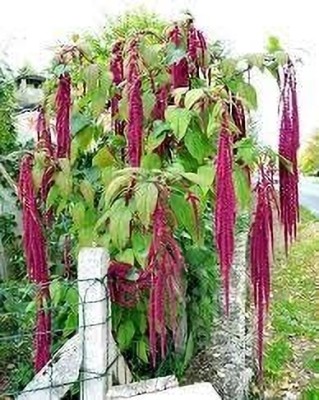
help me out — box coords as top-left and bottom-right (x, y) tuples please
(184, 241), (219, 347)
(0, 281), (35, 393)
(0, 277), (79, 394)
(300, 131), (319, 176)
(264, 207), (319, 393)
(0, 214), (24, 280)
(303, 350), (319, 374)
(165, 106), (193, 141)
(301, 380), (319, 399)
(0, 69), (17, 155)
(264, 338), (293, 380)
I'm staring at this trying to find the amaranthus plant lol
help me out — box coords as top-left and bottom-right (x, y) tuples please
(17, 12), (300, 381)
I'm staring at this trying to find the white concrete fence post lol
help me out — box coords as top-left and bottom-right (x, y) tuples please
(78, 247), (109, 400)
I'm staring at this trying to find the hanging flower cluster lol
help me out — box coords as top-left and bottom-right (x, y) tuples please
(18, 154), (51, 371)
(215, 112), (236, 313)
(126, 40), (143, 167)
(168, 21), (208, 88)
(187, 22), (207, 76)
(231, 96), (251, 185)
(36, 108), (55, 223)
(278, 61), (300, 253)
(110, 40), (125, 136)
(18, 71), (73, 371)
(56, 73), (71, 159)
(168, 25), (189, 89)
(108, 187), (184, 367)
(249, 165), (278, 378)
(146, 189), (185, 366)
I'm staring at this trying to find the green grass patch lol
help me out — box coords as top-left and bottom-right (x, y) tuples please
(301, 379), (319, 400)
(264, 337), (293, 380)
(303, 349), (319, 374)
(264, 207), (319, 389)
(300, 206), (319, 224)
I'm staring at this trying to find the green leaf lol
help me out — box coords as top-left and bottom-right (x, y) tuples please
(71, 202), (86, 227)
(275, 51), (288, 66)
(50, 280), (63, 307)
(78, 227), (96, 247)
(25, 300), (36, 314)
(135, 183), (158, 227)
(235, 137), (259, 166)
(101, 167), (116, 186)
(83, 64), (99, 92)
(206, 112), (220, 137)
(140, 43), (162, 68)
(47, 184), (60, 207)
(237, 82), (258, 110)
(267, 36), (283, 54)
(53, 64), (68, 77)
(80, 180), (95, 208)
(147, 121), (170, 152)
(132, 231), (151, 267)
(220, 59), (237, 77)
(184, 127), (210, 163)
(183, 332), (194, 369)
(70, 138), (79, 165)
(56, 199), (67, 214)
(65, 287), (78, 309)
(137, 312), (147, 335)
(182, 172), (208, 190)
(117, 320), (135, 351)
(71, 113), (91, 136)
(156, 70), (171, 86)
(197, 165), (215, 187)
(116, 248), (134, 265)
(89, 68), (110, 118)
(93, 147), (116, 168)
(169, 193), (194, 237)
(104, 173), (132, 208)
(109, 200), (132, 249)
(165, 44), (187, 66)
(118, 96), (128, 121)
(55, 168), (72, 197)
(141, 153), (161, 169)
(173, 87), (189, 106)
(143, 91), (156, 119)
(185, 89), (205, 110)
(63, 312), (77, 337)
(279, 154), (293, 174)
(177, 149), (198, 172)
(165, 106), (193, 141)
(245, 53), (265, 70)
(136, 339), (149, 363)
(75, 126), (93, 149)
(32, 152), (46, 191)
(233, 165), (251, 210)
(97, 233), (111, 249)
(95, 210), (110, 232)
(91, 89), (106, 117)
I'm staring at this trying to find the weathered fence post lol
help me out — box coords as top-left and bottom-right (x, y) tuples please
(78, 247), (109, 400)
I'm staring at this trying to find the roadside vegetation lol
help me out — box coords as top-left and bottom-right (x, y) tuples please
(263, 207), (319, 398)
(300, 130), (319, 176)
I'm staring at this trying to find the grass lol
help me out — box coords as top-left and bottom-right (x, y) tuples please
(264, 206), (319, 397)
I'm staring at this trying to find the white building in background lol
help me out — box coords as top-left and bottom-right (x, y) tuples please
(14, 74), (46, 143)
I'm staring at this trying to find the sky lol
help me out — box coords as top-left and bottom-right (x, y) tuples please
(1, 0), (318, 149)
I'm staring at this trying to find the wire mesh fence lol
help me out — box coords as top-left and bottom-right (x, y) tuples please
(0, 248), (124, 400)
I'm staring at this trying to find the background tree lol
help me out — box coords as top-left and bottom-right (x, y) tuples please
(300, 130), (319, 176)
